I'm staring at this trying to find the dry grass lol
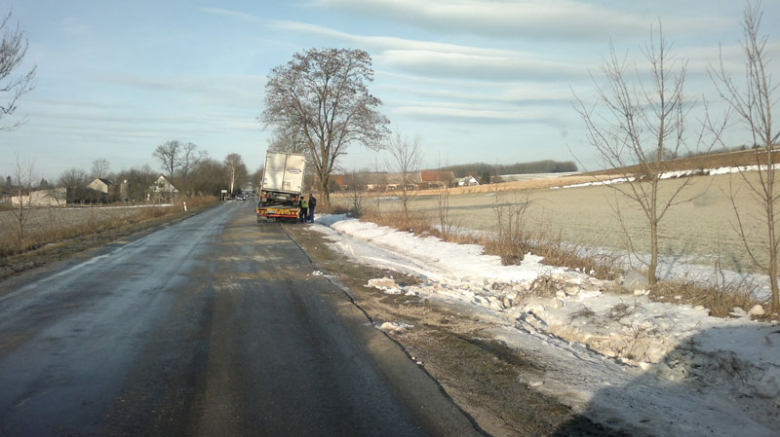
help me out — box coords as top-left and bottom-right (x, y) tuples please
(649, 278), (763, 318)
(0, 196), (217, 259)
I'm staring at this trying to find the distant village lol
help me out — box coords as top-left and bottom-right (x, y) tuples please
(2, 174), (179, 207)
(326, 170), (480, 192)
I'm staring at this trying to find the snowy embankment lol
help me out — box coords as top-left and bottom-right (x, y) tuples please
(312, 215), (780, 437)
(551, 164), (780, 189)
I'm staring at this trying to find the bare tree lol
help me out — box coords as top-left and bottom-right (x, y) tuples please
(58, 167), (88, 189)
(10, 156), (34, 251)
(152, 140), (181, 181)
(179, 142), (205, 196)
(434, 183), (452, 239)
(573, 25), (717, 285)
(262, 48), (390, 206)
(709, 1), (780, 312)
(387, 132), (423, 222)
(492, 193), (533, 264)
(91, 158), (110, 179)
(250, 166), (264, 192)
(224, 153), (247, 195)
(190, 158), (227, 196)
(347, 170), (365, 217)
(1, 11), (36, 131)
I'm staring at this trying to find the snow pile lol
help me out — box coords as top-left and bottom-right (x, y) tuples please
(312, 217), (780, 437)
(552, 164), (780, 189)
(377, 321), (414, 333)
(366, 277), (404, 295)
(321, 217), (564, 285)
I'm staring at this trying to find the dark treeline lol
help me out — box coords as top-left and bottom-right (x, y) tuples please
(437, 160), (578, 178)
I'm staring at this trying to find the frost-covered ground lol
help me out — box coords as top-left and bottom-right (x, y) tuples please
(312, 215), (780, 437)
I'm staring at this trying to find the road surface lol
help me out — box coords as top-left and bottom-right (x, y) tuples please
(0, 202), (484, 437)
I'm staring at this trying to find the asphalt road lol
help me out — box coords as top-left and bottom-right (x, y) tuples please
(0, 202), (484, 437)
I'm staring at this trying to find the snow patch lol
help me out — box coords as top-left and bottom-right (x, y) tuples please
(552, 164), (780, 189)
(311, 217), (780, 437)
(378, 321), (414, 333)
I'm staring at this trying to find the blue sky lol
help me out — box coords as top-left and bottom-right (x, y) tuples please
(2, 0), (779, 181)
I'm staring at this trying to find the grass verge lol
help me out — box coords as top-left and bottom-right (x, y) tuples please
(0, 196), (219, 280)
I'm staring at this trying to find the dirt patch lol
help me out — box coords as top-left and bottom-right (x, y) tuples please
(286, 224), (627, 437)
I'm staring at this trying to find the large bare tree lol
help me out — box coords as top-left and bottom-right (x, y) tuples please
(1, 11), (36, 131)
(573, 25), (717, 285)
(262, 48), (390, 205)
(709, 1), (779, 312)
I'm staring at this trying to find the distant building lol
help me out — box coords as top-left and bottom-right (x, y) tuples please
(86, 178), (116, 203)
(455, 176), (480, 187)
(419, 170), (455, 189)
(148, 175), (178, 202)
(87, 178), (113, 194)
(11, 188), (68, 207)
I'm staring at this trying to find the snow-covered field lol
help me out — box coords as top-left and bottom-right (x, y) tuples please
(312, 215), (780, 437)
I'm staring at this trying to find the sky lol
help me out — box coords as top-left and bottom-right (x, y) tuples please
(1, 0), (779, 181)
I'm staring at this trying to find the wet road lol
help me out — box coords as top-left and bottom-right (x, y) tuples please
(0, 202), (484, 437)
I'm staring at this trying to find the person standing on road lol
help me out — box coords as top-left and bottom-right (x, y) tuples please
(308, 193), (317, 223)
(299, 195), (308, 223)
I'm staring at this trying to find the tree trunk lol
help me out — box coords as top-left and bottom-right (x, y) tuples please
(649, 219), (658, 285)
(772, 258), (779, 313)
(767, 148), (779, 312)
(318, 174), (330, 208)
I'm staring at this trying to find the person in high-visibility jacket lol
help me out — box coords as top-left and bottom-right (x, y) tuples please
(299, 196), (309, 223)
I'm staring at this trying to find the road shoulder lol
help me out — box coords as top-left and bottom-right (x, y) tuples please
(286, 223), (627, 437)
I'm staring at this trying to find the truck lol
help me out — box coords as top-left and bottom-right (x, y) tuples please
(257, 152), (306, 223)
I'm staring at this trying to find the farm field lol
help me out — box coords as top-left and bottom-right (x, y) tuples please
(0, 205), (172, 236)
(336, 172), (770, 277)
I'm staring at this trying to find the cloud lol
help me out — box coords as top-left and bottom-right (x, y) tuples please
(391, 100), (561, 125)
(309, 0), (728, 41)
(376, 49), (583, 81)
(376, 82), (572, 106)
(270, 20), (590, 81)
(197, 6), (267, 24)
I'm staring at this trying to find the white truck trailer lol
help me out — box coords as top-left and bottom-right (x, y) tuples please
(256, 152), (306, 223)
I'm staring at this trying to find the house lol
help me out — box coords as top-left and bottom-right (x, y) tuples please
(148, 175), (178, 202)
(455, 176), (480, 187)
(87, 178), (113, 194)
(419, 170), (455, 189)
(382, 172), (422, 191)
(86, 178), (115, 203)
